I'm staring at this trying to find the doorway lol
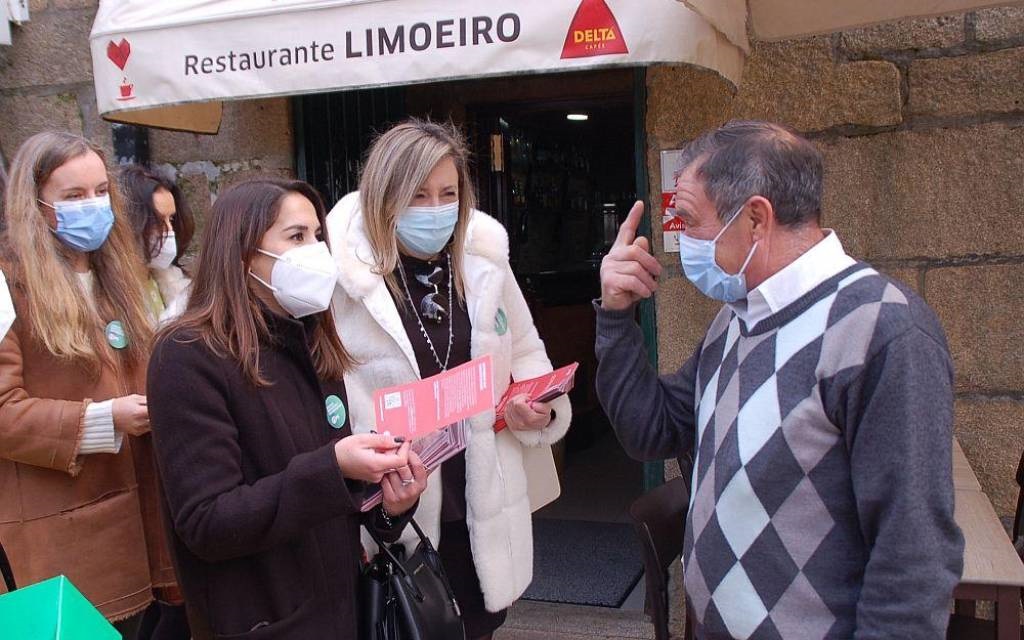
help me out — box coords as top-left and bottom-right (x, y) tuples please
(469, 95), (647, 609)
(473, 98), (643, 515)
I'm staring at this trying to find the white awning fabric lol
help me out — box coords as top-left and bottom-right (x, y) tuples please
(89, 0), (744, 133)
(3, 0), (31, 47)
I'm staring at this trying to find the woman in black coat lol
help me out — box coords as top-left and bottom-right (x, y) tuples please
(147, 178), (429, 639)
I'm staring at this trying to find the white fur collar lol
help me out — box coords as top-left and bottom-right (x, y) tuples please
(328, 191), (509, 300)
(150, 265), (190, 300)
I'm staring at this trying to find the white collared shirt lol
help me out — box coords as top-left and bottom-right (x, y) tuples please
(730, 230), (856, 329)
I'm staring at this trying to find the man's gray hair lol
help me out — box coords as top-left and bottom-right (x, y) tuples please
(676, 120), (824, 227)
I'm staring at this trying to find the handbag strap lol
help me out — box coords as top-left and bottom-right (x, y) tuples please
(366, 517), (463, 616)
(364, 517), (445, 580)
(366, 516), (434, 551)
(407, 518), (431, 546)
(0, 538), (16, 592)
(365, 518), (430, 578)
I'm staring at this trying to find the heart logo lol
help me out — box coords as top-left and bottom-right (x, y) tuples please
(106, 39), (131, 70)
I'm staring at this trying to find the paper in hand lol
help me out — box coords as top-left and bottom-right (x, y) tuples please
(361, 355), (495, 512)
(494, 362), (579, 432)
(372, 356), (494, 439)
(360, 420), (470, 512)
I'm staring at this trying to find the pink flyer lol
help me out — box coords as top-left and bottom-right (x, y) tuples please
(373, 355), (494, 439)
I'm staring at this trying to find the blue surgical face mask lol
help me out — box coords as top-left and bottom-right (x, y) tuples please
(39, 194), (115, 253)
(678, 205), (758, 303)
(396, 202), (459, 258)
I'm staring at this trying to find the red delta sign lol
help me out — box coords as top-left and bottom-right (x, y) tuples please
(561, 0), (629, 59)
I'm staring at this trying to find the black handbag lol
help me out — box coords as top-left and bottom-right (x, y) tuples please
(360, 519), (466, 640)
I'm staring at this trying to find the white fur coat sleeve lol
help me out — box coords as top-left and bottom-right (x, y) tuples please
(500, 263), (571, 448)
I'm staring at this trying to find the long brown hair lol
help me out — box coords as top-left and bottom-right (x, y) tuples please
(164, 178), (352, 386)
(358, 118), (475, 307)
(118, 164), (195, 266)
(2, 131), (153, 373)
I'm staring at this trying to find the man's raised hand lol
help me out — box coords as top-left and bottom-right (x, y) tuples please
(600, 201), (662, 311)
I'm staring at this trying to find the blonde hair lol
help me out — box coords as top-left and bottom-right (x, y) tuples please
(359, 118), (475, 305)
(2, 131), (153, 373)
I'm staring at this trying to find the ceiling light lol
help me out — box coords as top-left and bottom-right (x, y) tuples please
(566, 113), (589, 121)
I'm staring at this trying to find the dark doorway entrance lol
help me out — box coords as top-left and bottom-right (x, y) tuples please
(470, 97), (644, 514)
(470, 97), (646, 608)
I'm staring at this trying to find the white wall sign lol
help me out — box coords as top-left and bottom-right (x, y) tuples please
(660, 148), (684, 253)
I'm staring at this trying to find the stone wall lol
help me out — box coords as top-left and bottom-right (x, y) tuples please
(1, 1), (114, 161)
(648, 8), (1024, 523)
(0, 0), (295, 237)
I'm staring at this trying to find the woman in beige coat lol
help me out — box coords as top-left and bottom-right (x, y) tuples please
(0, 132), (174, 636)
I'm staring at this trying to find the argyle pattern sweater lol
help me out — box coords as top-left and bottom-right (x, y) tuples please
(595, 263), (963, 639)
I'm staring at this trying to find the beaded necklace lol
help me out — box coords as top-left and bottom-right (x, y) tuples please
(397, 252), (454, 371)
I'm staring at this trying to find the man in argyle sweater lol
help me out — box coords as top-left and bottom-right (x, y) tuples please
(596, 121), (963, 639)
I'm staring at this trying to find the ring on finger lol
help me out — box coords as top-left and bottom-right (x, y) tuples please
(401, 479), (415, 487)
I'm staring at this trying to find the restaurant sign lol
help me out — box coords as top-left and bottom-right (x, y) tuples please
(90, 0), (743, 124)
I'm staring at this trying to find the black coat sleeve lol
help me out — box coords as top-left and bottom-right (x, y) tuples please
(147, 335), (364, 563)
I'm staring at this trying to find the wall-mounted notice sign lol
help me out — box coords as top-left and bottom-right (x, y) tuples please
(660, 149), (683, 253)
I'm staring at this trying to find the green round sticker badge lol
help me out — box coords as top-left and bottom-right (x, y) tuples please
(105, 320), (128, 350)
(495, 308), (508, 336)
(325, 395), (347, 429)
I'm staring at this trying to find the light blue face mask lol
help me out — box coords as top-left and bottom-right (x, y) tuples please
(39, 194), (115, 253)
(396, 202), (459, 257)
(678, 205), (758, 303)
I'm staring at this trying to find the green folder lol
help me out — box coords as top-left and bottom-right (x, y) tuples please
(0, 575), (120, 639)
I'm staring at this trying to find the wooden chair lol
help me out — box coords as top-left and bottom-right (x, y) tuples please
(947, 447), (1024, 640)
(628, 455), (693, 640)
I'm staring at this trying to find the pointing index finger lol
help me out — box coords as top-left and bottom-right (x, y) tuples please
(613, 201), (645, 248)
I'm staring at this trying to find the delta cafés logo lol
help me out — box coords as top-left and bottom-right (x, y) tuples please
(561, 0), (628, 59)
(106, 38), (136, 102)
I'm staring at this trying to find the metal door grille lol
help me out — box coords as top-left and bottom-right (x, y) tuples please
(295, 87), (407, 205)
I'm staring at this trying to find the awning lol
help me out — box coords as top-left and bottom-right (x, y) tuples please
(90, 0), (745, 134)
(682, 0), (1024, 48)
(2, 0), (31, 47)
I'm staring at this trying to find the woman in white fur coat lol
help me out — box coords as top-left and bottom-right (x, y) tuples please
(327, 119), (570, 639)
(119, 165), (193, 326)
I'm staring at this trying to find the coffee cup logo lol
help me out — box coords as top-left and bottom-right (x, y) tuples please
(117, 77), (136, 101)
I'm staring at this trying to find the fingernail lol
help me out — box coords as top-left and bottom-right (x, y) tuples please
(393, 436), (406, 444)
